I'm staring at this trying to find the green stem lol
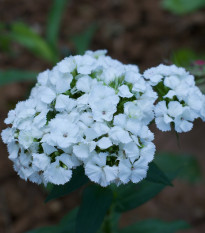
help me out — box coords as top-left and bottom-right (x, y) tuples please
(101, 204), (115, 233)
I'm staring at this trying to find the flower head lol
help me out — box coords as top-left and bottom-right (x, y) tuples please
(2, 52), (204, 187)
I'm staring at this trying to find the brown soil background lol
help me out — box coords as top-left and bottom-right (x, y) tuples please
(0, 0), (205, 232)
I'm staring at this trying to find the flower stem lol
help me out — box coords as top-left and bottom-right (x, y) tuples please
(101, 204), (115, 233)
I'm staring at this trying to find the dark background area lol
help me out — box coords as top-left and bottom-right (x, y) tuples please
(0, 0), (205, 232)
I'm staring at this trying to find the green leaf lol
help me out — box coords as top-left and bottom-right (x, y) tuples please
(119, 219), (190, 233)
(115, 178), (174, 213)
(146, 162), (173, 186)
(46, 0), (69, 49)
(56, 208), (78, 233)
(171, 49), (205, 67)
(172, 49), (198, 67)
(162, 0), (205, 15)
(0, 34), (11, 52)
(72, 24), (97, 55)
(4, 22), (57, 63)
(155, 153), (202, 183)
(0, 69), (37, 86)
(114, 165), (178, 213)
(26, 208), (78, 233)
(26, 226), (58, 233)
(76, 185), (113, 233)
(45, 166), (88, 202)
(99, 208), (121, 233)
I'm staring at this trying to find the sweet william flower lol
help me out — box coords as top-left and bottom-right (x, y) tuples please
(2, 50), (204, 187)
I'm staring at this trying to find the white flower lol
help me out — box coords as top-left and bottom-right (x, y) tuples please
(91, 99), (118, 122)
(75, 55), (96, 75)
(57, 57), (76, 73)
(118, 85), (133, 98)
(155, 101), (196, 133)
(80, 112), (94, 126)
(124, 71), (141, 84)
(119, 157), (148, 184)
(37, 70), (49, 86)
(7, 51), (203, 187)
(73, 144), (90, 160)
(55, 71), (73, 94)
(55, 94), (76, 112)
(89, 85), (119, 105)
(1, 128), (15, 144)
(32, 153), (50, 171)
(7, 142), (20, 161)
(93, 122), (110, 137)
(18, 131), (34, 149)
(109, 126), (132, 144)
(97, 137), (112, 149)
(124, 101), (154, 125)
(85, 49), (107, 58)
(44, 161), (72, 185)
(76, 75), (97, 93)
(38, 86), (56, 104)
(45, 117), (80, 148)
(123, 142), (140, 162)
(85, 152), (118, 187)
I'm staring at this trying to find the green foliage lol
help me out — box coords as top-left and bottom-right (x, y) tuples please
(76, 184), (113, 233)
(146, 162), (173, 186)
(71, 24), (97, 55)
(162, 0), (205, 15)
(155, 153), (202, 183)
(26, 208), (78, 233)
(172, 49), (199, 67)
(27, 152), (198, 233)
(0, 70), (37, 85)
(0, 0), (98, 86)
(119, 219), (190, 233)
(2, 22), (57, 63)
(45, 166), (88, 202)
(114, 178), (174, 213)
(0, 34), (11, 52)
(46, 0), (69, 50)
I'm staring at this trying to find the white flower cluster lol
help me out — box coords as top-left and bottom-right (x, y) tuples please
(144, 64), (205, 133)
(2, 51), (205, 187)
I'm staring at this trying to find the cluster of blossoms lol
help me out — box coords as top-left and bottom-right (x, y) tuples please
(1, 50), (205, 187)
(144, 65), (205, 132)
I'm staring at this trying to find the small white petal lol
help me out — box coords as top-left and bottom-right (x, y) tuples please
(97, 137), (112, 149)
(118, 85), (133, 98)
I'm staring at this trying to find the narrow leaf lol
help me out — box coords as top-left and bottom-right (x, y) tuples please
(26, 226), (59, 233)
(162, 0), (205, 15)
(76, 185), (113, 233)
(57, 208), (78, 233)
(5, 22), (57, 63)
(119, 219), (190, 233)
(72, 24), (97, 55)
(46, 0), (69, 49)
(45, 166), (88, 202)
(115, 180), (171, 212)
(155, 153), (202, 183)
(26, 208), (78, 233)
(146, 162), (173, 186)
(0, 70), (37, 86)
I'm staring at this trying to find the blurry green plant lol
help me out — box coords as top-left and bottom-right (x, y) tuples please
(25, 152), (202, 233)
(0, 0), (97, 86)
(162, 0), (205, 15)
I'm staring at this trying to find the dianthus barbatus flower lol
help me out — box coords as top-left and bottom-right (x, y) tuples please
(3, 51), (204, 187)
(144, 64), (205, 133)
(1, 50), (157, 187)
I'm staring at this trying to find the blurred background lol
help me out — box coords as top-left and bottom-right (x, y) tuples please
(0, 0), (205, 232)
